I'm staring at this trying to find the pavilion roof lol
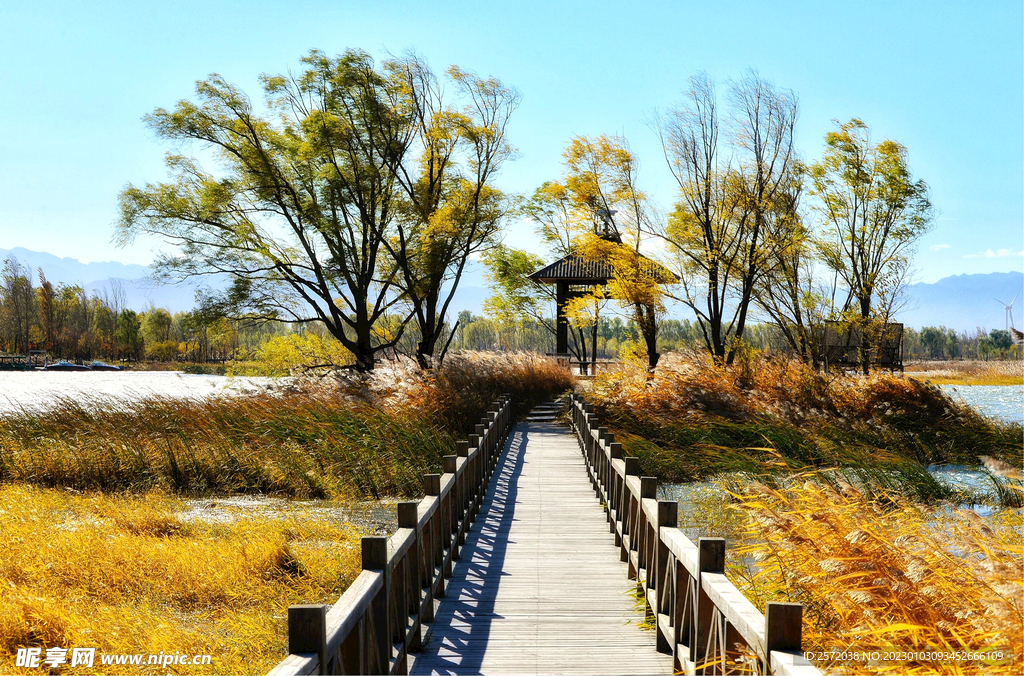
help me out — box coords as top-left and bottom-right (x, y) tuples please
(528, 254), (614, 284)
(529, 253), (678, 284)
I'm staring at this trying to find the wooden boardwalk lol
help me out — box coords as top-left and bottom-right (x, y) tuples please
(269, 395), (819, 676)
(409, 404), (671, 675)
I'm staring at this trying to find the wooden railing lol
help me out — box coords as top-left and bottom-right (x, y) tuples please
(268, 396), (514, 676)
(570, 393), (822, 676)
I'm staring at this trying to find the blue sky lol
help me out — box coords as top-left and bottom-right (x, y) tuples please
(0, 0), (1020, 283)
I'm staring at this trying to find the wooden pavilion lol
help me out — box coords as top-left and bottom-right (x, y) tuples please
(529, 254), (615, 359)
(528, 212), (676, 370)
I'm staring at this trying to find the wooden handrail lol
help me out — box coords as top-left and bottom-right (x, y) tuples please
(569, 393), (821, 676)
(268, 396), (514, 676)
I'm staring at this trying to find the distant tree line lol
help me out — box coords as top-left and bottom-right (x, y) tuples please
(445, 310), (1020, 363)
(903, 325), (1019, 361)
(5, 251), (1017, 365)
(118, 49), (519, 371)
(0, 256), (285, 363)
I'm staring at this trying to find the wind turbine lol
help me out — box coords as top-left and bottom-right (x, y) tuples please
(994, 287), (1024, 346)
(993, 287), (1021, 332)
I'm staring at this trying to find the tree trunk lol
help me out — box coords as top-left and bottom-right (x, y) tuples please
(859, 297), (871, 375)
(416, 291), (440, 369)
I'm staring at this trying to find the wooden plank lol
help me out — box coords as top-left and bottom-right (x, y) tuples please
(416, 494), (438, 530)
(662, 528), (699, 575)
(324, 571), (383, 657)
(388, 527), (415, 562)
(642, 496), (661, 525)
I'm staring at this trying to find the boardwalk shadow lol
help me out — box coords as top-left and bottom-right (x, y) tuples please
(410, 424), (533, 675)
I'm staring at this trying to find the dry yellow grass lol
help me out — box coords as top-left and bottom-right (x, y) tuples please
(905, 360), (1023, 386)
(728, 481), (1023, 675)
(589, 351), (1000, 426)
(0, 485), (361, 675)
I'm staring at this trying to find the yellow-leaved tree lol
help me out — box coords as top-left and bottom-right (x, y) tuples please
(655, 71), (802, 364)
(550, 135), (672, 370)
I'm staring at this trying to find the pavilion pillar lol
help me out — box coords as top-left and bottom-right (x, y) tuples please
(556, 280), (569, 355)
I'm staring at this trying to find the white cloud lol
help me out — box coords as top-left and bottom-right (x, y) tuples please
(963, 248), (1024, 259)
(929, 243), (951, 251)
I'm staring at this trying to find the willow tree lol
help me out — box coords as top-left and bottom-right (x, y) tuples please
(118, 50), (414, 370)
(656, 71), (801, 364)
(119, 50), (514, 371)
(384, 57), (520, 368)
(753, 218), (830, 365)
(808, 118), (932, 373)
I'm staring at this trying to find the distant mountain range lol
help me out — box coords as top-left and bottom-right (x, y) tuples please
(0, 247), (205, 314)
(1, 247), (1020, 332)
(897, 270), (1023, 333)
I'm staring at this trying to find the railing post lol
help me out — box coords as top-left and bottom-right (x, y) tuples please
(486, 407), (499, 470)
(472, 424), (485, 515)
(655, 501), (677, 654)
(765, 602), (802, 674)
(456, 440), (472, 527)
(593, 427), (609, 492)
(639, 477), (656, 578)
(695, 538), (726, 675)
(362, 536), (390, 674)
(398, 501), (422, 654)
(601, 432), (615, 496)
(608, 441), (623, 534)
(287, 604), (327, 675)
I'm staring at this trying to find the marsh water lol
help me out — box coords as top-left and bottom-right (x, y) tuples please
(0, 370), (277, 414)
(178, 495), (399, 534)
(939, 384), (1023, 425)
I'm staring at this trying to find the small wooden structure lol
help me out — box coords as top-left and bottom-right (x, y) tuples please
(815, 320), (904, 371)
(0, 354), (30, 370)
